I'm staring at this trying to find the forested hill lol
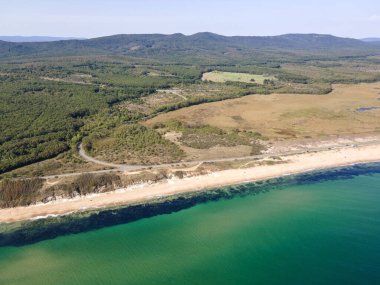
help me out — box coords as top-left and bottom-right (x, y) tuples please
(1, 33), (380, 62)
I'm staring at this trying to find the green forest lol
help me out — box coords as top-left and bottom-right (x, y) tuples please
(1, 33), (380, 175)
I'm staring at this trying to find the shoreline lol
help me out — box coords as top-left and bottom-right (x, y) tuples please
(1, 143), (380, 223)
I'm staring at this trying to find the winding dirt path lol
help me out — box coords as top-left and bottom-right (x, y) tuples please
(78, 144), (139, 170)
(40, 138), (380, 180)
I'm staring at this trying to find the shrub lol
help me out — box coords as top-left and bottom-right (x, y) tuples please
(0, 178), (44, 208)
(72, 173), (121, 195)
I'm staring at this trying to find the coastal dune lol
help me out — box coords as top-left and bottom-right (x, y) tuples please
(1, 143), (380, 223)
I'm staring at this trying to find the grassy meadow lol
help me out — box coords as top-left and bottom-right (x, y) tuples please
(202, 71), (276, 84)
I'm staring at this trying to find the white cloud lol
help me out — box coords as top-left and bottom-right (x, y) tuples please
(369, 15), (380, 22)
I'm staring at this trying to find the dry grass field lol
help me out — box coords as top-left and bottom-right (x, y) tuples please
(146, 83), (380, 140)
(281, 61), (380, 82)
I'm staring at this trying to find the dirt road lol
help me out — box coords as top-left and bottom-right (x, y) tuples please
(42, 138), (380, 179)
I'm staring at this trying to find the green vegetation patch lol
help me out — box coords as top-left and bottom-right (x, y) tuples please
(202, 71), (276, 84)
(156, 120), (265, 155)
(86, 124), (185, 164)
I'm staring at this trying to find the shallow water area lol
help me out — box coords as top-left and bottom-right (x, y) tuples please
(356, 106), (380, 111)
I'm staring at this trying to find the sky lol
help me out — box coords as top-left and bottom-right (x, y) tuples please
(0, 0), (379, 38)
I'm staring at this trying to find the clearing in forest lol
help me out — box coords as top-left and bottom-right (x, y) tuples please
(202, 71), (276, 84)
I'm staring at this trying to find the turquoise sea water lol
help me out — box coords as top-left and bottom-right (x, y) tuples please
(0, 164), (380, 285)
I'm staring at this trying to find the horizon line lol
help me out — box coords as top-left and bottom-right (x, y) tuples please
(1, 32), (379, 41)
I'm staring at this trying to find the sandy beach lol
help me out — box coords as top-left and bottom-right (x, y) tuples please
(1, 143), (380, 223)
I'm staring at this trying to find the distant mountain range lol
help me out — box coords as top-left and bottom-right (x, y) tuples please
(1, 33), (379, 62)
(0, 36), (85, 42)
(361, 38), (380, 42)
